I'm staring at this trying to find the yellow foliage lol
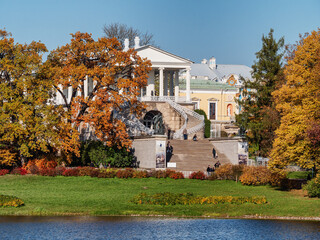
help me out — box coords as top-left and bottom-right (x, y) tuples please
(0, 149), (17, 166)
(270, 29), (320, 170)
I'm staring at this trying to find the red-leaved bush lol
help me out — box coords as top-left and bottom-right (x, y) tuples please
(189, 171), (206, 180)
(78, 167), (95, 176)
(11, 168), (27, 175)
(0, 169), (9, 176)
(55, 166), (66, 176)
(116, 168), (134, 178)
(39, 168), (58, 177)
(132, 170), (148, 178)
(169, 172), (184, 180)
(62, 168), (80, 177)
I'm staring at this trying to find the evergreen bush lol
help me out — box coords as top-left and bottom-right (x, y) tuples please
(195, 109), (211, 138)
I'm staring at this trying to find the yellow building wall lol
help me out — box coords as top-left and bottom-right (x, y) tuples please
(180, 92), (237, 121)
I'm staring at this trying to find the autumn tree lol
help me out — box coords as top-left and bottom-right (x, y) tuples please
(46, 32), (151, 161)
(103, 23), (155, 48)
(0, 29), (60, 166)
(269, 29), (320, 170)
(236, 29), (284, 157)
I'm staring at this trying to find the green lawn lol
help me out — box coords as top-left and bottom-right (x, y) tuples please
(0, 175), (319, 218)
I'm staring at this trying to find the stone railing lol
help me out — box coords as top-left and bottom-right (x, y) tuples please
(181, 106), (204, 121)
(166, 99), (188, 139)
(138, 96), (187, 103)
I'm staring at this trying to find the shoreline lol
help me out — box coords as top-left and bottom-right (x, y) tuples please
(0, 214), (319, 222)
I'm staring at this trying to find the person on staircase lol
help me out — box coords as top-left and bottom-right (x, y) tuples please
(183, 128), (188, 140)
(212, 147), (217, 159)
(214, 160), (221, 169)
(167, 127), (172, 140)
(166, 141), (173, 162)
(193, 134), (198, 141)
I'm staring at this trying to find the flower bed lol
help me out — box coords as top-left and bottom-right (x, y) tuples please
(130, 192), (267, 205)
(0, 195), (24, 207)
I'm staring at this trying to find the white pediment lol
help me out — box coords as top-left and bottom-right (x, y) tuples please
(136, 46), (193, 66)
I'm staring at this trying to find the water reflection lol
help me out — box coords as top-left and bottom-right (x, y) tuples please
(0, 216), (319, 240)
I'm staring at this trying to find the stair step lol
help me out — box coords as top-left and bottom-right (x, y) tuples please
(167, 139), (230, 172)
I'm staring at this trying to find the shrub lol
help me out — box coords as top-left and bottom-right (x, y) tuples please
(39, 168), (57, 177)
(62, 168), (80, 177)
(131, 192), (267, 206)
(80, 140), (134, 168)
(207, 173), (217, 181)
(270, 170), (287, 187)
(55, 166), (66, 176)
(195, 109), (210, 138)
(239, 166), (271, 186)
(303, 174), (320, 198)
(132, 170), (148, 179)
(116, 168), (134, 178)
(28, 164), (40, 174)
(11, 168), (27, 175)
(90, 169), (100, 178)
(147, 170), (167, 178)
(189, 171), (206, 180)
(0, 169), (9, 176)
(169, 172), (184, 180)
(215, 164), (237, 180)
(24, 159), (57, 173)
(97, 168), (117, 178)
(0, 195), (24, 207)
(78, 167), (95, 176)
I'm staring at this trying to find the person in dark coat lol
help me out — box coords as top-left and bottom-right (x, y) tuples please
(166, 141), (173, 161)
(212, 147), (217, 159)
(214, 160), (221, 169)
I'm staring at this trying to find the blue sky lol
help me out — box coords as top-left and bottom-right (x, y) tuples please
(1, 0), (319, 66)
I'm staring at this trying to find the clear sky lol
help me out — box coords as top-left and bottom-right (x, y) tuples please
(1, 0), (319, 66)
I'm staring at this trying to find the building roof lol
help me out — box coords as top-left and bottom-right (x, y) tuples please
(190, 63), (252, 81)
(179, 79), (238, 91)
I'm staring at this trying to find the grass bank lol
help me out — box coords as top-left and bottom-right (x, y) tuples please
(0, 175), (319, 218)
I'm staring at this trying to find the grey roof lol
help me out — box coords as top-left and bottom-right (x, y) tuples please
(190, 63), (252, 81)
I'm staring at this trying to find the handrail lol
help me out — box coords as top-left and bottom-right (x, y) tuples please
(166, 99), (188, 139)
(138, 96), (187, 103)
(181, 106), (204, 121)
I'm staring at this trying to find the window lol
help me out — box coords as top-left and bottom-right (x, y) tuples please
(209, 102), (216, 120)
(227, 104), (233, 116)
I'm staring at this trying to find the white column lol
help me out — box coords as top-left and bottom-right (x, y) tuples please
(147, 70), (155, 96)
(84, 76), (88, 97)
(186, 67), (191, 102)
(164, 71), (168, 96)
(68, 86), (73, 104)
(174, 70), (179, 102)
(159, 67), (164, 97)
(169, 71), (174, 96)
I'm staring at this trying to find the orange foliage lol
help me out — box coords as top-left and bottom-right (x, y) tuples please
(46, 32), (151, 158)
(23, 159), (57, 173)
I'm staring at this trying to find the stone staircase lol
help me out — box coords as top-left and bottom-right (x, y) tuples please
(185, 114), (204, 139)
(167, 139), (231, 172)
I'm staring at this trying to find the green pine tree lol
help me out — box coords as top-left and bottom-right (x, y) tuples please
(236, 29), (284, 157)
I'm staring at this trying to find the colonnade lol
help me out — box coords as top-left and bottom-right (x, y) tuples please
(146, 67), (191, 102)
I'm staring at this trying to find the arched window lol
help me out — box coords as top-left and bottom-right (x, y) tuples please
(142, 110), (162, 129)
(227, 104), (233, 117)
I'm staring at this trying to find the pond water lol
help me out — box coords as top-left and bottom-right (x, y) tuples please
(0, 216), (319, 240)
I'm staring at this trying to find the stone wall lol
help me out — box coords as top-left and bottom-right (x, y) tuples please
(132, 136), (167, 169)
